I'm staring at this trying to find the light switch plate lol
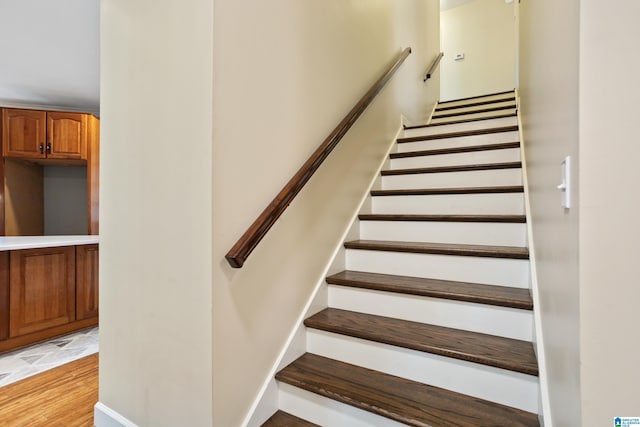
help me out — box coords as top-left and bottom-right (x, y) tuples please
(557, 156), (571, 209)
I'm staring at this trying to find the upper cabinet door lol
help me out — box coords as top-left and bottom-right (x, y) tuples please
(47, 112), (87, 160)
(2, 109), (47, 159)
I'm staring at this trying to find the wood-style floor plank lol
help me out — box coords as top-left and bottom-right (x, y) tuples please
(305, 308), (538, 375)
(262, 410), (319, 427)
(0, 353), (98, 427)
(276, 353), (539, 427)
(326, 270), (533, 310)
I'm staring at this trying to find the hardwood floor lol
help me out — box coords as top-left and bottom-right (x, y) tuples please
(0, 353), (98, 427)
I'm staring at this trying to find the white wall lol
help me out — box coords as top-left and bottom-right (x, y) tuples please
(518, 0), (581, 425)
(43, 166), (87, 235)
(440, 0), (515, 100)
(99, 0), (213, 425)
(579, 1), (640, 425)
(212, 1), (439, 425)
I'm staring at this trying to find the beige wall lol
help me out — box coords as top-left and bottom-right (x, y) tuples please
(99, 0), (214, 426)
(100, 0), (439, 426)
(212, 1), (439, 425)
(579, 1), (640, 425)
(440, 0), (515, 100)
(518, 0), (581, 425)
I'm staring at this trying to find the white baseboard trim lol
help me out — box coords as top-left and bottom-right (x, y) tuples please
(515, 89), (552, 427)
(240, 119), (405, 427)
(94, 402), (139, 427)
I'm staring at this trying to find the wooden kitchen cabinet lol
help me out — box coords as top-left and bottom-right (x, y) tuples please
(8, 246), (76, 337)
(0, 252), (8, 341)
(0, 107), (100, 235)
(76, 244), (99, 320)
(2, 108), (88, 160)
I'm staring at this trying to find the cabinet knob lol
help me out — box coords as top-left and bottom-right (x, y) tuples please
(46, 142), (52, 155)
(39, 143), (44, 154)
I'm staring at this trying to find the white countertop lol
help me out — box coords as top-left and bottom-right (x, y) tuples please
(0, 236), (99, 251)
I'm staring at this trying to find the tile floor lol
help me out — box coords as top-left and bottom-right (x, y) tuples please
(0, 327), (99, 387)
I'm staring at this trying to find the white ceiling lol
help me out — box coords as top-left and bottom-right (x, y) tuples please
(440, 0), (477, 11)
(0, 0), (100, 113)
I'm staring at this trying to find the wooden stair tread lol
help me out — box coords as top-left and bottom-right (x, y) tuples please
(326, 270), (533, 310)
(276, 353), (540, 427)
(397, 126), (518, 143)
(432, 104), (517, 120)
(381, 161), (521, 176)
(306, 308), (538, 375)
(344, 240), (529, 259)
(405, 114), (514, 130)
(262, 411), (319, 427)
(439, 90), (515, 104)
(404, 113), (516, 129)
(371, 185), (524, 196)
(435, 98), (516, 112)
(359, 213), (526, 223)
(390, 141), (520, 159)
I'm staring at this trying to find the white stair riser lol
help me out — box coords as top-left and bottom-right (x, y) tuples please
(346, 249), (530, 287)
(328, 286), (532, 341)
(431, 109), (518, 124)
(372, 193), (525, 215)
(359, 220), (527, 246)
(307, 330), (539, 413)
(382, 169), (523, 190)
(434, 100), (516, 116)
(429, 108), (516, 124)
(389, 147), (520, 169)
(438, 94), (515, 109)
(396, 131), (520, 153)
(404, 116), (517, 138)
(279, 383), (406, 427)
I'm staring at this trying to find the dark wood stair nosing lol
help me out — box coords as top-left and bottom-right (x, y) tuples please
(403, 113), (517, 129)
(276, 353), (540, 427)
(358, 214), (527, 223)
(381, 161), (522, 176)
(397, 125), (519, 143)
(343, 240), (529, 260)
(432, 104), (517, 119)
(371, 185), (524, 196)
(435, 97), (516, 112)
(390, 141), (521, 159)
(438, 89), (515, 105)
(326, 270), (533, 310)
(305, 308), (539, 376)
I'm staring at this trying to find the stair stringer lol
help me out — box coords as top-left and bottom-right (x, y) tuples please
(242, 124), (402, 427)
(516, 90), (552, 427)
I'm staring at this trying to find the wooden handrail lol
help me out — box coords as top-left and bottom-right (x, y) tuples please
(424, 52), (444, 82)
(226, 47), (412, 268)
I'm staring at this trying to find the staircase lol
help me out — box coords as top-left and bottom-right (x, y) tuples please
(262, 90), (540, 426)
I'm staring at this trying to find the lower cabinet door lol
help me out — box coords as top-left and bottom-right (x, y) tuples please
(9, 247), (76, 337)
(76, 244), (99, 320)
